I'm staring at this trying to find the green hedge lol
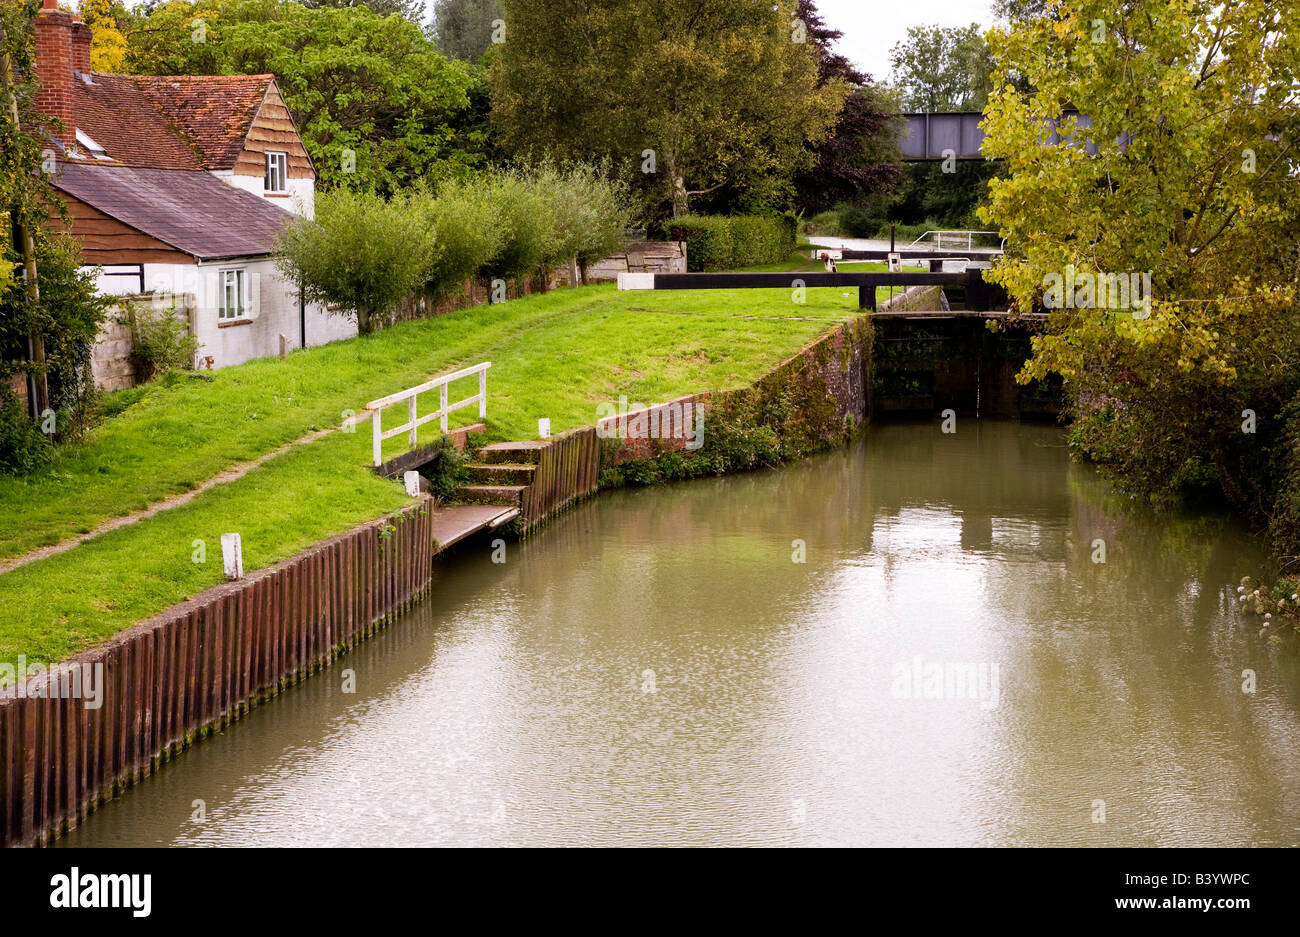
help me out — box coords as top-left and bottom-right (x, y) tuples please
(665, 214), (796, 271)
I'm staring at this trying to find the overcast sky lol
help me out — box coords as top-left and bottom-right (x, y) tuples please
(815, 0), (999, 81)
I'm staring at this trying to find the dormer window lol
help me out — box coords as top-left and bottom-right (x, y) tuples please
(264, 152), (288, 194)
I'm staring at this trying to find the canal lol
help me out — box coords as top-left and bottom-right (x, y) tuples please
(60, 421), (1300, 846)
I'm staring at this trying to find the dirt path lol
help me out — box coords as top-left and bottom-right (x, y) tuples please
(0, 425), (344, 577)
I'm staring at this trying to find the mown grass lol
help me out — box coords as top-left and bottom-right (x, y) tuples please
(0, 283), (856, 664)
(0, 284), (854, 561)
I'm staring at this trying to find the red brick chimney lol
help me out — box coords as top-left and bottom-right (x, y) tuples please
(71, 21), (92, 77)
(34, 0), (76, 146)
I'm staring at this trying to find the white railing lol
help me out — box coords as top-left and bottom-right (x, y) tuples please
(364, 362), (490, 467)
(907, 230), (1006, 252)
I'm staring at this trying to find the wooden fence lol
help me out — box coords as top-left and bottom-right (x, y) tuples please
(519, 428), (602, 531)
(0, 498), (437, 848)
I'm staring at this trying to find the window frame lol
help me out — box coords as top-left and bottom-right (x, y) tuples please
(218, 268), (247, 321)
(264, 151), (288, 194)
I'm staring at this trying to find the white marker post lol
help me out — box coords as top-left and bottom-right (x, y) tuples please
(538, 418), (552, 440)
(404, 471), (421, 496)
(220, 533), (243, 581)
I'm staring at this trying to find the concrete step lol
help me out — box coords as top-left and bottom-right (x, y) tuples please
(456, 484), (528, 508)
(466, 463), (536, 486)
(477, 440), (551, 465)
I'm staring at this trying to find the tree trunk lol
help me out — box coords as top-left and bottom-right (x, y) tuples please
(0, 27), (49, 419)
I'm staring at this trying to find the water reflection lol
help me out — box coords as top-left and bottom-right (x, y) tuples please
(59, 421), (1300, 847)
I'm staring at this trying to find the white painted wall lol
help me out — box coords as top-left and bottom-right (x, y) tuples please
(210, 169), (315, 219)
(86, 257), (357, 371)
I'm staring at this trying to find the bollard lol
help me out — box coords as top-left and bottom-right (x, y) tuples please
(221, 533), (243, 581)
(538, 418), (551, 439)
(279, 334), (290, 359)
(404, 471), (421, 497)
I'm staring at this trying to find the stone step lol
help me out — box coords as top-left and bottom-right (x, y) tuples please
(477, 440), (551, 465)
(456, 484), (528, 508)
(466, 463), (536, 486)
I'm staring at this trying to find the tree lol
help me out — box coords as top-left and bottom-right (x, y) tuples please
(416, 178), (503, 303)
(890, 23), (994, 112)
(124, 0), (481, 192)
(491, 0), (847, 219)
(305, 0), (426, 21)
(790, 0), (902, 215)
(429, 0), (503, 62)
(275, 188), (437, 335)
(79, 0), (129, 72)
(528, 162), (633, 284)
(980, 0), (1300, 519)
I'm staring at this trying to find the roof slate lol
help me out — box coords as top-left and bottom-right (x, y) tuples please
(53, 164), (298, 261)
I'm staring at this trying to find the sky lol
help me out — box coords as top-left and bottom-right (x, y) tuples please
(814, 0), (999, 81)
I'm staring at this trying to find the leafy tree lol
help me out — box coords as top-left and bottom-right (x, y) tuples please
(79, 0), (129, 72)
(2, 0), (109, 442)
(527, 162), (633, 285)
(301, 0), (427, 21)
(980, 0), (1300, 519)
(491, 0), (846, 219)
(475, 170), (555, 284)
(429, 0), (503, 61)
(791, 0), (902, 215)
(416, 178), (503, 303)
(890, 23), (994, 112)
(123, 0), (480, 192)
(275, 188), (437, 335)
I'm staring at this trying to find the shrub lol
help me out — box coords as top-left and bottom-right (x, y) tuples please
(275, 188), (437, 335)
(837, 202), (885, 238)
(418, 180), (504, 304)
(0, 387), (51, 476)
(127, 302), (198, 382)
(665, 214), (794, 271)
(476, 170), (556, 285)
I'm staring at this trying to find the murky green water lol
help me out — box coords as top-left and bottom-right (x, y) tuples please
(61, 421), (1300, 847)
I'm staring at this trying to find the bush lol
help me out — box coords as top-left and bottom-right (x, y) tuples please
(0, 387), (51, 477)
(837, 202), (885, 239)
(418, 180), (504, 304)
(477, 170), (556, 284)
(275, 188), (437, 335)
(665, 214), (795, 271)
(128, 302), (198, 382)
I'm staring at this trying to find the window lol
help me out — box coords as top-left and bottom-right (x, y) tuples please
(265, 152), (288, 193)
(219, 269), (246, 320)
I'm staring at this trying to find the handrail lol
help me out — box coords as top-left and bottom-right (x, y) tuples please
(364, 362), (490, 467)
(907, 230), (1006, 252)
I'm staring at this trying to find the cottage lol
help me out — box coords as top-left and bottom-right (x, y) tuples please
(30, 0), (355, 373)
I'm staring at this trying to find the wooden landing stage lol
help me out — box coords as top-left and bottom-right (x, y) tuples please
(430, 503), (518, 551)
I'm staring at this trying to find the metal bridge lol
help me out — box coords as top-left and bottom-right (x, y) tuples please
(899, 109), (1098, 161)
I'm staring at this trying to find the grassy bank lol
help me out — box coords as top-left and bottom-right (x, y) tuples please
(0, 284), (854, 561)
(0, 283), (857, 665)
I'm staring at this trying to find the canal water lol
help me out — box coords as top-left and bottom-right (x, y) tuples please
(61, 421), (1300, 847)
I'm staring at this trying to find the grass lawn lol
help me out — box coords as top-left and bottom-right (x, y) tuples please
(0, 283), (858, 665)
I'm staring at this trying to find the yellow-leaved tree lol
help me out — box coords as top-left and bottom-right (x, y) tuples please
(980, 0), (1300, 528)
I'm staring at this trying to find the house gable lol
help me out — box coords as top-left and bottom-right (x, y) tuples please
(232, 82), (316, 182)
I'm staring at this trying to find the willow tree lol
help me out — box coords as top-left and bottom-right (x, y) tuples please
(491, 0), (847, 217)
(980, 0), (1300, 515)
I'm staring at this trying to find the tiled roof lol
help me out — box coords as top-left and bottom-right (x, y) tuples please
(71, 73), (204, 170)
(52, 164), (297, 261)
(69, 73), (275, 171)
(133, 75), (273, 171)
